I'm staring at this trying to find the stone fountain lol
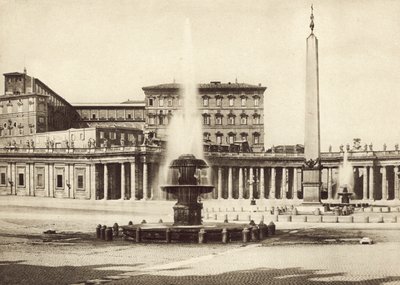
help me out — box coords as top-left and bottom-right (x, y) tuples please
(161, 154), (214, 226)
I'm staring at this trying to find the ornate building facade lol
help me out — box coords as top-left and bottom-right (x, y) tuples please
(142, 81), (266, 152)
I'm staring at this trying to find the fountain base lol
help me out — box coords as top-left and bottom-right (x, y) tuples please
(173, 202), (202, 226)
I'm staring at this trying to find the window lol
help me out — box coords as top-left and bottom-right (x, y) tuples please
(109, 132), (116, 140)
(77, 175), (84, 189)
(216, 97), (222, 107)
(19, 128), (23, 135)
(229, 97), (234, 107)
(254, 135), (260, 144)
(148, 98), (154, 106)
(203, 132), (210, 141)
(92, 114), (96, 119)
(241, 97), (247, 107)
(241, 133), (248, 141)
(18, 173), (24, 187)
(203, 115), (210, 125)
(203, 97), (209, 107)
(37, 174), (44, 188)
(100, 131), (104, 139)
(149, 116), (155, 125)
(159, 98), (164, 107)
(253, 114), (261, 125)
(228, 116), (235, 125)
(240, 116), (247, 125)
(216, 135), (223, 144)
(0, 167), (6, 186)
(56, 174), (63, 188)
(127, 114), (132, 119)
(159, 116), (164, 125)
(228, 135), (235, 144)
(215, 115), (223, 125)
(167, 98), (173, 107)
(254, 97), (259, 107)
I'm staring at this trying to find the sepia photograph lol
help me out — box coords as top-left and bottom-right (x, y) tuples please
(0, 0), (400, 284)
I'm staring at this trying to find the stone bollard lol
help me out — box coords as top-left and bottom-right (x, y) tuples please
(96, 224), (102, 239)
(105, 227), (113, 241)
(100, 225), (107, 240)
(268, 222), (276, 235)
(251, 226), (259, 242)
(158, 219), (163, 223)
(222, 228), (228, 243)
(128, 221), (133, 226)
(113, 223), (119, 237)
(135, 227), (141, 242)
(314, 208), (321, 216)
(224, 214), (229, 223)
(141, 219), (147, 224)
(198, 228), (206, 244)
(242, 227), (250, 243)
(258, 221), (268, 239)
(165, 228), (171, 243)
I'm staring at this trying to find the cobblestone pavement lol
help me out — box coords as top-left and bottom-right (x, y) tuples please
(1, 196), (400, 284)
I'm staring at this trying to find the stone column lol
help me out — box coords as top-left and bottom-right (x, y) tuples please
(363, 166), (368, 201)
(293, 168), (298, 200)
(394, 166), (399, 200)
(281, 167), (287, 200)
(381, 166), (387, 200)
(270, 167), (276, 199)
(217, 167), (222, 199)
(259, 167), (265, 199)
(30, 163), (34, 196)
(103, 164), (108, 200)
(369, 166), (374, 200)
(327, 168), (332, 200)
(49, 163), (54, 198)
(238, 167), (243, 199)
(10, 163), (15, 195)
(142, 160), (148, 200)
(228, 167), (233, 199)
(69, 164), (75, 199)
(45, 163), (49, 197)
(120, 163), (125, 200)
(130, 161), (137, 200)
(85, 164), (90, 199)
(90, 164), (96, 200)
(249, 167), (254, 199)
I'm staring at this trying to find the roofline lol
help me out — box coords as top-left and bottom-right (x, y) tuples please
(72, 102), (145, 107)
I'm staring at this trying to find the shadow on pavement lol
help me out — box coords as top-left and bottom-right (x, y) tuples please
(111, 267), (400, 285)
(0, 260), (142, 285)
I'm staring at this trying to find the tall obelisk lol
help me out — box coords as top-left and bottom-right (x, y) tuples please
(302, 5), (322, 205)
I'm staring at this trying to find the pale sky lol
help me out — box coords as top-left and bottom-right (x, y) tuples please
(1, 0), (400, 151)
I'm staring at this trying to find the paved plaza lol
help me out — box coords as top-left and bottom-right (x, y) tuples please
(0, 197), (400, 284)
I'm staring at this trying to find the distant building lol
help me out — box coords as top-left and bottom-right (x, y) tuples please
(73, 100), (145, 130)
(142, 81), (266, 151)
(0, 71), (78, 146)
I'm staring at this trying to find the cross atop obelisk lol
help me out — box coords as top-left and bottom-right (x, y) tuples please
(302, 5), (322, 205)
